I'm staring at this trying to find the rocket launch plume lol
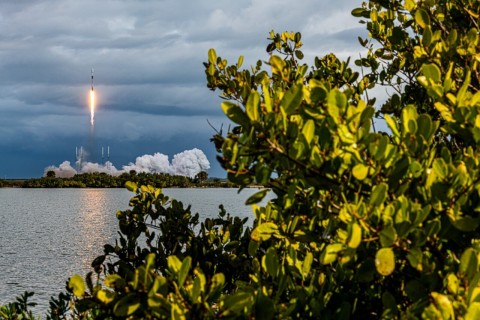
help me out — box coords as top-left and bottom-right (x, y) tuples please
(90, 89), (95, 126)
(90, 68), (95, 126)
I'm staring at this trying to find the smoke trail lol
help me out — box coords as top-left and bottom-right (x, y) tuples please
(45, 148), (210, 178)
(90, 89), (95, 126)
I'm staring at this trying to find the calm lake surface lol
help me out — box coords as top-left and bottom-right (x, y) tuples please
(0, 187), (269, 313)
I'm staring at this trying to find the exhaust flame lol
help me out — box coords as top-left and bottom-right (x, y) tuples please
(90, 89), (95, 126)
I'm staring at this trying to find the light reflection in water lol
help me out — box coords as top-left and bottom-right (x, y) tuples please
(77, 189), (112, 270)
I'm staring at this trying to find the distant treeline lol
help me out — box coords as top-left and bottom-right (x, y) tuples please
(0, 171), (237, 188)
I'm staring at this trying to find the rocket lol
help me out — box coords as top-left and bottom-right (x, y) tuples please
(91, 68), (94, 91)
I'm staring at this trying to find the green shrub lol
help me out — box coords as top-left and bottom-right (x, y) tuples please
(4, 0), (480, 318)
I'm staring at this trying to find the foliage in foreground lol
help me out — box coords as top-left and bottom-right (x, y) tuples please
(2, 0), (480, 318)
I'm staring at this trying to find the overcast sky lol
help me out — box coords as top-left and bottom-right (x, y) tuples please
(0, 0), (366, 178)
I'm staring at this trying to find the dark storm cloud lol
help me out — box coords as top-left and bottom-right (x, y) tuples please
(0, 0), (364, 178)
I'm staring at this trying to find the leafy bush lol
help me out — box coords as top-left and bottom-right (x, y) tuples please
(3, 0), (480, 318)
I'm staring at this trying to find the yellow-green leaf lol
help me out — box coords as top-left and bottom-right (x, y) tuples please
(422, 63), (441, 83)
(369, 183), (388, 207)
(246, 91), (260, 121)
(320, 243), (343, 265)
(302, 119), (315, 144)
(208, 48), (217, 64)
(415, 8), (430, 29)
(178, 256), (192, 287)
(280, 84), (303, 115)
(466, 302), (480, 320)
(269, 55), (285, 76)
(167, 255), (182, 273)
(347, 223), (362, 248)
(375, 248), (395, 276)
(221, 101), (249, 126)
(68, 274), (85, 297)
(431, 292), (454, 320)
(97, 289), (116, 304)
(125, 181), (137, 192)
(237, 55), (244, 68)
(114, 294), (141, 317)
(352, 164), (369, 180)
(251, 222), (279, 241)
(105, 274), (123, 288)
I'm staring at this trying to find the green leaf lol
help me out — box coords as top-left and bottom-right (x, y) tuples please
(347, 223), (362, 248)
(460, 248), (478, 281)
(208, 48), (217, 64)
(302, 119), (315, 145)
(375, 248), (395, 276)
(431, 292), (454, 320)
(302, 251), (314, 277)
(385, 114), (400, 137)
(466, 302), (480, 320)
(167, 255), (182, 273)
(178, 256), (192, 287)
(68, 274), (85, 297)
(295, 50), (304, 60)
(434, 102), (454, 122)
(246, 189), (269, 205)
(422, 26), (432, 46)
(262, 247), (279, 277)
(449, 216), (480, 232)
(279, 84), (303, 115)
(114, 294), (141, 317)
(327, 89), (347, 120)
(407, 248), (423, 271)
(422, 63), (441, 83)
(246, 91), (260, 121)
(237, 55), (244, 68)
(105, 274), (123, 288)
(432, 158), (448, 180)
(251, 222), (279, 241)
(380, 225), (397, 247)
(351, 8), (368, 18)
(97, 289), (116, 304)
(320, 243), (343, 265)
(447, 273), (460, 295)
(125, 181), (137, 192)
(221, 101), (249, 126)
(209, 273), (225, 300)
(352, 164), (369, 180)
(415, 8), (430, 29)
(222, 291), (255, 315)
(269, 55), (285, 76)
(369, 183), (388, 207)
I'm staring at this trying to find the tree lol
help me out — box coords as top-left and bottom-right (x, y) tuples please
(5, 0), (479, 318)
(194, 171), (208, 184)
(45, 170), (56, 178)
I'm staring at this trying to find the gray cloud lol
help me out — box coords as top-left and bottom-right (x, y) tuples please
(0, 0), (365, 178)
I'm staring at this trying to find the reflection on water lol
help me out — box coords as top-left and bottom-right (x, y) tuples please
(0, 187), (271, 314)
(77, 190), (113, 270)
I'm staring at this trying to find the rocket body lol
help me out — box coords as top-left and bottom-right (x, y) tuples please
(91, 68), (94, 91)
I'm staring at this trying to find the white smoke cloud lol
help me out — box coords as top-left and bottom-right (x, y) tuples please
(122, 153), (172, 175)
(44, 148), (210, 178)
(171, 148), (210, 178)
(44, 161), (78, 178)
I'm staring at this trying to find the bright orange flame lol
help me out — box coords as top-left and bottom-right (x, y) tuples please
(90, 89), (95, 126)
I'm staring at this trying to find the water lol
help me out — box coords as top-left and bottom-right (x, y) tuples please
(0, 187), (268, 314)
